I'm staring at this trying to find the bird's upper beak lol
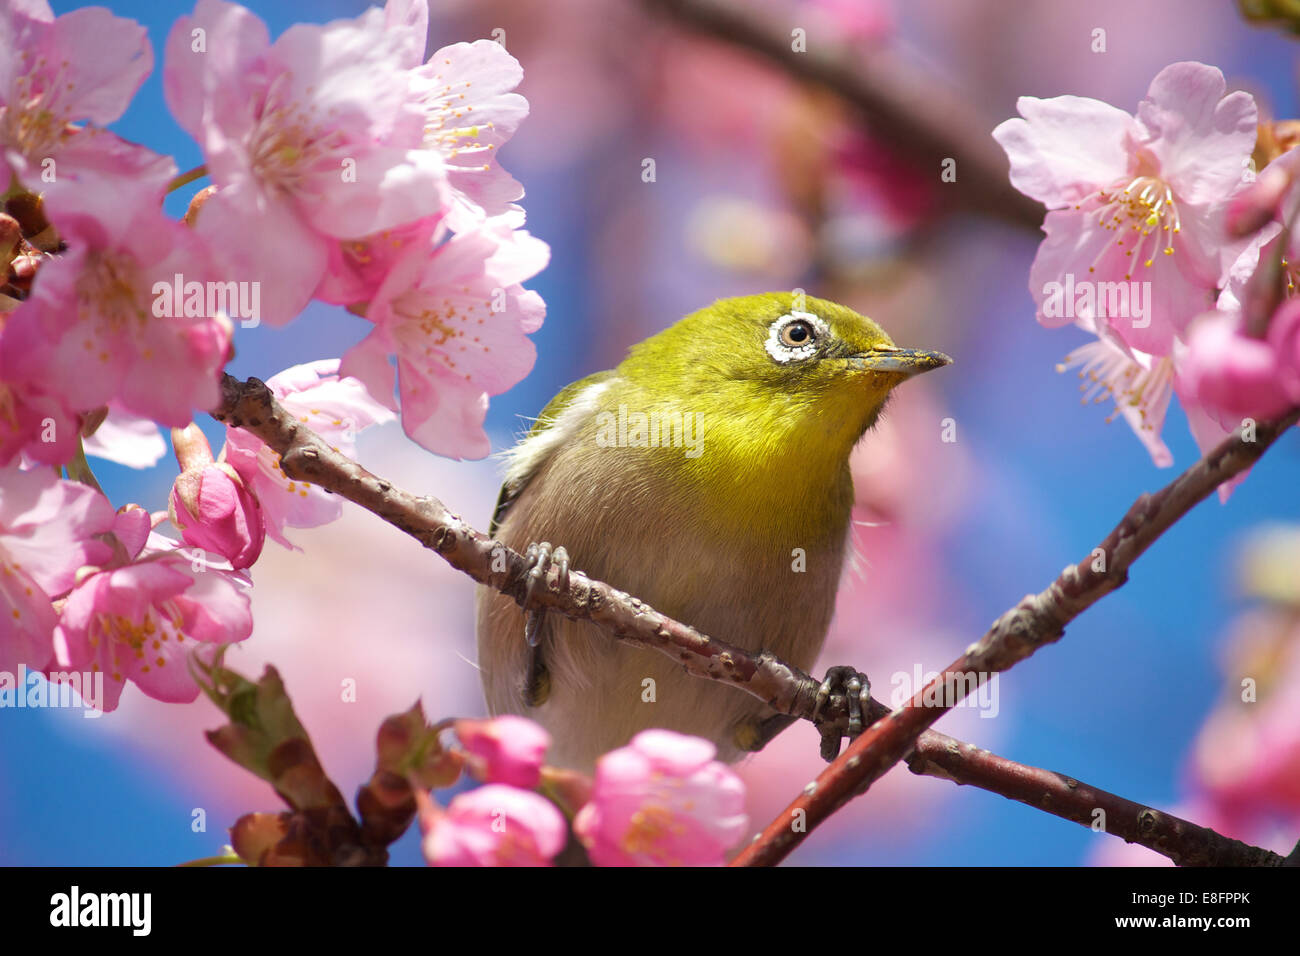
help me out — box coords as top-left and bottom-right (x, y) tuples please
(844, 347), (953, 378)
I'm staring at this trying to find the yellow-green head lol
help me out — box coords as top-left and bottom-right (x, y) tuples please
(619, 291), (948, 454)
(600, 292), (951, 541)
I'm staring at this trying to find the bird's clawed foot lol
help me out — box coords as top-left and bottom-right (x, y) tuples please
(519, 542), (569, 708)
(523, 541), (569, 646)
(811, 665), (872, 761)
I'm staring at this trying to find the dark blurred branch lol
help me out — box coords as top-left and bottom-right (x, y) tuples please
(641, 0), (1042, 231)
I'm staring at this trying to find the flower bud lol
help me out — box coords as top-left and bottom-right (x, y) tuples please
(169, 425), (265, 569)
(1181, 311), (1293, 425)
(455, 715), (551, 789)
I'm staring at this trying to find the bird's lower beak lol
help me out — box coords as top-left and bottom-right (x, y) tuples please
(844, 347), (953, 378)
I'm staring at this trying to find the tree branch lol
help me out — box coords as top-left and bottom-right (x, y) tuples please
(733, 409), (1300, 866)
(640, 0), (1043, 231)
(213, 374), (1296, 866)
(899, 702), (1288, 867)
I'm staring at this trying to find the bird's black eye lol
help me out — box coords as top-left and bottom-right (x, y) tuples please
(780, 320), (814, 346)
(766, 310), (826, 363)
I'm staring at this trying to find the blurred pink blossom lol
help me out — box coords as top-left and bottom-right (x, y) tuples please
(222, 359), (393, 549)
(420, 783), (567, 867)
(0, 368), (78, 467)
(573, 729), (748, 866)
(0, 466), (114, 672)
(1180, 306), (1298, 425)
(456, 715), (551, 789)
(1192, 616), (1300, 827)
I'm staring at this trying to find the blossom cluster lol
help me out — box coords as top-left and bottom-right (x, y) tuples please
(419, 718), (749, 867)
(995, 61), (1299, 492)
(0, 0), (546, 709)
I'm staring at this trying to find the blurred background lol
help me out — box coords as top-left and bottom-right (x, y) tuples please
(4, 0), (1299, 866)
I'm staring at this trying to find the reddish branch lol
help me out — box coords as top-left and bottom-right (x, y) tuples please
(733, 408), (1300, 866)
(212, 374), (1297, 866)
(901, 708), (1287, 867)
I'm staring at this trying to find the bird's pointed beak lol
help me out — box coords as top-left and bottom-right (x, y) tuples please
(844, 347), (953, 378)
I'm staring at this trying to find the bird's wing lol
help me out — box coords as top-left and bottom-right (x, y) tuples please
(489, 369), (617, 535)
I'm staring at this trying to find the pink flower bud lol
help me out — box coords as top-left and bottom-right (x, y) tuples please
(455, 715), (551, 789)
(419, 785), (567, 867)
(1181, 312), (1294, 426)
(169, 458), (265, 570)
(573, 730), (748, 867)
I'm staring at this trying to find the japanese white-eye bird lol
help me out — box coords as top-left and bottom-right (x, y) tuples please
(476, 292), (951, 770)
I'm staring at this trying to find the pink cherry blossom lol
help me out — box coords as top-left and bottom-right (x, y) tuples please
(455, 715), (552, 789)
(420, 784), (567, 867)
(53, 536), (253, 712)
(0, 466), (114, 672)
(573, 730), (749, 867)
(994, 61), (1260, 355)
(411, 41), (529, 233)
(341, 219), (547, 460)
(163, 0), (448, 326)
(169, 424), (264, 570)
(222, 360), (393, 549)
(0, 1), (153, 197)
(0, 164), (233, 428)
(379, 1), (527, 233)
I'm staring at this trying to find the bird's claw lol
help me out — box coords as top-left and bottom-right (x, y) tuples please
(811, 665), (872, 761)
(522, 542), (569, 647)
(519, 542), (569, 708)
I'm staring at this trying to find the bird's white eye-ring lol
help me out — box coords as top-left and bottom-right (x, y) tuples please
(765, 311), (827, 363)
